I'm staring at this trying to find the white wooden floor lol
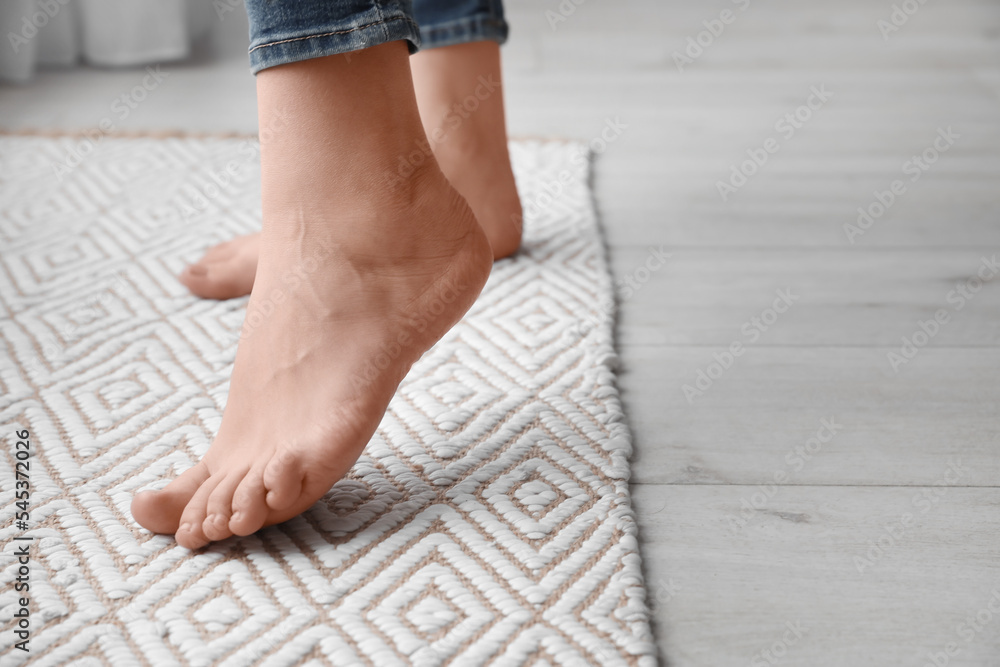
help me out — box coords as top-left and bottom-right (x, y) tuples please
(3, 1), (1000, 664)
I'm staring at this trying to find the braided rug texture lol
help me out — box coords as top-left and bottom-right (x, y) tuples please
(0, 136), (656, 666)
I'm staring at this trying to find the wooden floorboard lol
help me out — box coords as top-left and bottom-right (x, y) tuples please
(614, 248), (1000, 347)
(621, 346), (1000, 486)
(633, 484), (1000, 666)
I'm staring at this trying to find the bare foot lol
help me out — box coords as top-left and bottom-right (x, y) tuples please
(131, 43), (493, 548)
(178, 235), (258, 299)
(180, 41), (520, 301)
(411, 41), (522, 259)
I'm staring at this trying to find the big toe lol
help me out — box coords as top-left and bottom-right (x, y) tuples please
(179, 245), (257, 300)
(179, 258), (255, 300)
(131, 464), (210, 535)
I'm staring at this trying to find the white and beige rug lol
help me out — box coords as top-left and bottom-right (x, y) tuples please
(0, 135), (655, 666)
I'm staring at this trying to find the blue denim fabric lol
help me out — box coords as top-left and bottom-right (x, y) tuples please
(415, 0), (508, 50)
(246, 0), (508, 74)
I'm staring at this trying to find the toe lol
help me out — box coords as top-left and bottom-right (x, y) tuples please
(179, 262), (254, 300)
(262, 449), (304, 512)
(229, 470), (270, 536)
(175, 474), (224, 549)
(202, 471), (246, 541)
(131, 463), (209, 535)
(178, 235), (259, 300)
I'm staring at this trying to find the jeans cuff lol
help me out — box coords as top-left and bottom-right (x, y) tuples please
(248, 15), (421, 74)
(419, 15), (509, 50)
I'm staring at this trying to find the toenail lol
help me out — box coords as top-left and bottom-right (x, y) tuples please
(230, 512), (242, 523)
(186, 264), (207, 276)
(179, 523), (191, 534)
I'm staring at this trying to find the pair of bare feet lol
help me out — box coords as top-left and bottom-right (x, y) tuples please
(130, 41), (522, 549)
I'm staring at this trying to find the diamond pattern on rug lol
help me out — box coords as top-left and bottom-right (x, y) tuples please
(0, 135), (655, 666)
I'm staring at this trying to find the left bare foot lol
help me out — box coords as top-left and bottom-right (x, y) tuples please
(178, 235), (258, 299)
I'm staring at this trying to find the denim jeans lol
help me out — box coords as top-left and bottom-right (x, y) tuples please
(245, 0), (508, 74)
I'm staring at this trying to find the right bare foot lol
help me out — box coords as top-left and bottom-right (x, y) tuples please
(133, 42), (494, 549)
(181, 41), (520, 300)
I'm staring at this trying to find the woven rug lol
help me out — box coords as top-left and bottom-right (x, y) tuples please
(0, 135), (655, 666)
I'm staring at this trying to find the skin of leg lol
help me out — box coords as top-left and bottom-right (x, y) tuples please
(130, 41), (493, 548)
(178, 40), (521, 300)
(410, 40), (522, 259)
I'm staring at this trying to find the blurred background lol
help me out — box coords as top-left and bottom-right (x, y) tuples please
(2, 0), (999, 664)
